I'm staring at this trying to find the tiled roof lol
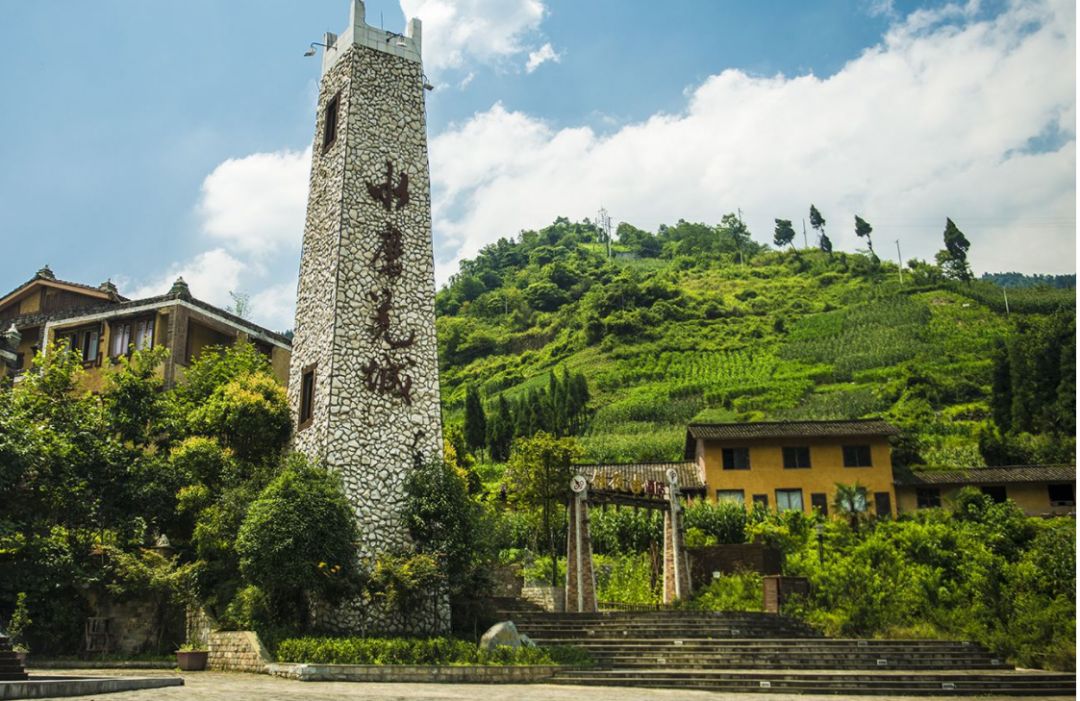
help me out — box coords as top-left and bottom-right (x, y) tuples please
(11, 291), (291, 347)
(0, 271), (125, 309)
(574, 462), (705, 490)
(894, 464), (1075, 486)
(687, 419), (900, 441)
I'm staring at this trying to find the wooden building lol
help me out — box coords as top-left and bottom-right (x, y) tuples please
(0, 266), (290, 390)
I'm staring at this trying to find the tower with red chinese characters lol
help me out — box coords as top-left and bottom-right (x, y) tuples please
(289, 0), (444, 632)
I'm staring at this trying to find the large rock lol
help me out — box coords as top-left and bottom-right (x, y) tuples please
(479, 621), (522, 651)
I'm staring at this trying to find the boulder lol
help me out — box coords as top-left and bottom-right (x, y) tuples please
(519, 633), (537, 648)
(479, 621), (522, 650)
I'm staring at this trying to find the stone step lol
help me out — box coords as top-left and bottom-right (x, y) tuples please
(551, 669), (1076, 696)
(581, 659), (1008, 671)
(529, 639), (996, 652)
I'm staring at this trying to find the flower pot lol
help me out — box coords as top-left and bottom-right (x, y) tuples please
(176, 650), (208, 671)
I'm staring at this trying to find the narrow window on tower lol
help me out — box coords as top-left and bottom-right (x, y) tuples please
(322, 93), (340, 151)
(299, 364), (316, 430)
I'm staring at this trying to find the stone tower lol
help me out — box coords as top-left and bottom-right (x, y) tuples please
(289, 1), (443, 589)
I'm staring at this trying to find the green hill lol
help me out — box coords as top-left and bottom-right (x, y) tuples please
(435, 217), (1075, 469)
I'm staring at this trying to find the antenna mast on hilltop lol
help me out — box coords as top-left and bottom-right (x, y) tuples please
(597, 207), (612, 259)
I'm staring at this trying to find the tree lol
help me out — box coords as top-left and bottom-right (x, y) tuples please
(504, 433), (582, 586)
(990, 339), (1012, 432)
(487, 394), (515, 462)
(226, 291), (251, 319)
(808, 204), (829, 253)
(773, 219), (796, 250)
(833, 483), (868, 531)
(463, 384), (487, 455)
(402, 458), (490, 606)
(235, 454), (360, 628)
(189, 372), (291, 465)
(936, 217), (972, 281)
(854, 215), (875, 257)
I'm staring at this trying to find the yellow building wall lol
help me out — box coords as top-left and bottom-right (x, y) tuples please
(270, 347), (290, 386)
(14, 327), (41, 371)
(897, 483), (1074, 517)
(186, 321), (233, 365)
(48, 313), (169, 393)
(18, 293), (41, 315)
(38, 307), (290, 392)
(702, 436), (896, 515)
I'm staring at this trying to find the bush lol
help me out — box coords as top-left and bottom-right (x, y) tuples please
(683, 570), (763, 612)
(684, 501), (748, 544)
(235, 454), (360, 625)
(275, 636), (589, 666)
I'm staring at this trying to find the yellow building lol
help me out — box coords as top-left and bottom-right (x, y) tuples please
(0, 266), (291, 389)
(685, 419), (901, 517)
(894, 464), (1075, 517)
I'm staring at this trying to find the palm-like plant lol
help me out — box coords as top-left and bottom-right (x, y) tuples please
(833, 482), (868, 531)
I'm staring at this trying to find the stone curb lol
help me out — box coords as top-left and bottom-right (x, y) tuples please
(28, 661), (174, 669)
(268, 663), (566, 683)
(0, 675), (183, 699)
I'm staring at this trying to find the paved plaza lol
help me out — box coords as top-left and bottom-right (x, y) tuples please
(38, 668), (1074, 701)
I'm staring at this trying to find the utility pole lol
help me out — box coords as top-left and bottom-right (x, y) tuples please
(802, 219), (808, 249)
(895, 239), (904, 285)
(1003, 288), (1010, 316)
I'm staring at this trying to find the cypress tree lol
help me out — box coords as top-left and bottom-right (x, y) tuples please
(463, 384), (487, 455)
(990, 338), (1012, 432)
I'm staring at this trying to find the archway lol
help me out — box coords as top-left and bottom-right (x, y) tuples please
(566, 462), (704, 612)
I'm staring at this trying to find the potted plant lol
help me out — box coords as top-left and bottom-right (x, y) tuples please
(8, 593), (30, 666)
(176, 642), (209, 671)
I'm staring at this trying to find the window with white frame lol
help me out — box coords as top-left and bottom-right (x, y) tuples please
(776, 489), (804, 512)
(716, 489), (745, 505)
(110, 317), (154, 357)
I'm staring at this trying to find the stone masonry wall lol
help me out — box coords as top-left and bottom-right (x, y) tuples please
(289, 3), (445, 634)
(207, 631), (272, 673)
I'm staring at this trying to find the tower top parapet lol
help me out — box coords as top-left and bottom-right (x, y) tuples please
(320, 0), (422, 76)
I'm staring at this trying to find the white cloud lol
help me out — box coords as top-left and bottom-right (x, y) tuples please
(865, 0), (897, 18)
(429, 0), (1076, 279)
(249, 278), (299, 333)
(128, 248), (248, 309)
(126, 146), (311, 332)
(197, 146), (311, 254)
(525, 42), (561, 73)
(400, 0), (546, 74)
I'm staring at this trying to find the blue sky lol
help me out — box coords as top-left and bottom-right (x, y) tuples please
(0, 0), (1073, 331)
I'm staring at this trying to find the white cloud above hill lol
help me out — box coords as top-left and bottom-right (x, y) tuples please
(134, 0), (1075, 333)
(429, 0), (1075, 281)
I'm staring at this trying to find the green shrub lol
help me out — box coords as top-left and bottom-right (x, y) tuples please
(274, 636), (587, 666)
(684, 570), (763, 611)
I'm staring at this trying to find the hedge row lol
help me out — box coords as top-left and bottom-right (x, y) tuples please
(275, 636), (591, 667)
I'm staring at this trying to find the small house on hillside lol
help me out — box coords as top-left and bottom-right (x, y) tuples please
(685, 419), (900, 517)
(894, 464), (1075, 517)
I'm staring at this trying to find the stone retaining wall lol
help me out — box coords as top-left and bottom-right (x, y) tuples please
(521, 586), (565, 613)
(267, 663), (564, 683)
(207, 631), (272, 673)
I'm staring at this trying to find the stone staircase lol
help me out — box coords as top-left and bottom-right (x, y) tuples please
(509, 611), (1076, 696)
(0, 635), (27, 681)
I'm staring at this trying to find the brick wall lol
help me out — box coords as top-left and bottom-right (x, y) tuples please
(207, 631), (272, 673)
